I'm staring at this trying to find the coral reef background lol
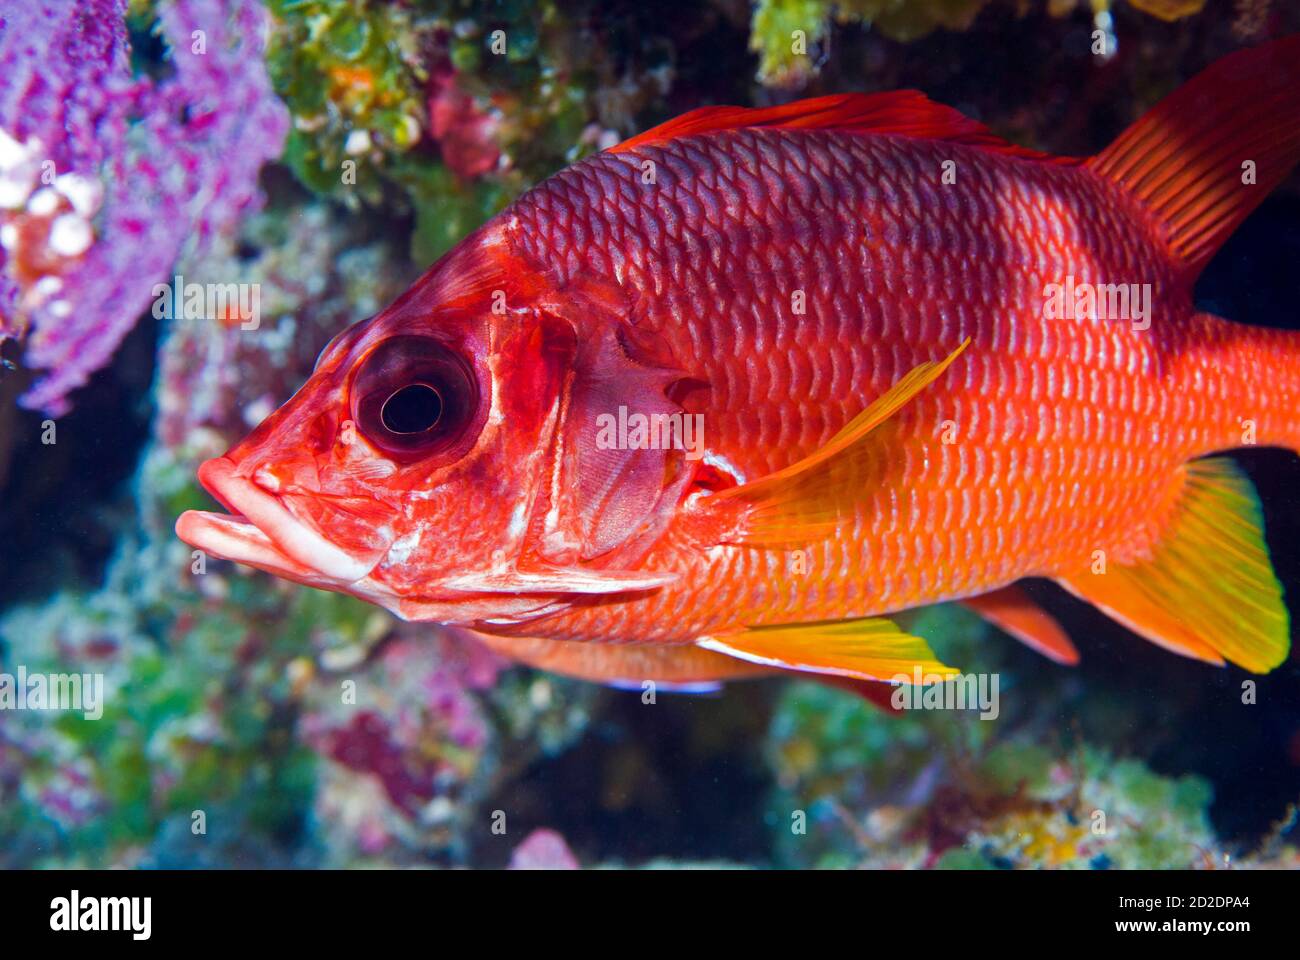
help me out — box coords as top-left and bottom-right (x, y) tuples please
(1, 0), (1298, 868)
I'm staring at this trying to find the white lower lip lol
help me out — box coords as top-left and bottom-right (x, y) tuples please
(175, 509), (312, 581)
(175, 456), (373, 584)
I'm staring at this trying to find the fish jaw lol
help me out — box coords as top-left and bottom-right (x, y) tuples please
(174, 507), (340, 590)
(176, 456), (377, 586)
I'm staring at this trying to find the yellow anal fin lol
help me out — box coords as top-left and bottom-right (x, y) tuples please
(711, 339), (969, 546)
(961, 585), (1079, 665)
(697, 617), (956, 683)
(1057, 457), (1289, 673)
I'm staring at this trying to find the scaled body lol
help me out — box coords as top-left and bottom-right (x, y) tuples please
(177, 38), (1300, 687)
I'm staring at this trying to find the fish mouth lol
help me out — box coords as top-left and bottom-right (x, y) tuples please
(175, 456), (375, 585)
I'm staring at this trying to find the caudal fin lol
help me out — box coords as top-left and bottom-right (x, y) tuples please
(1089, 34), (1300, 276)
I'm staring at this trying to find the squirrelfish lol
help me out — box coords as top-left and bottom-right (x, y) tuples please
(177, 37), (1300, 693)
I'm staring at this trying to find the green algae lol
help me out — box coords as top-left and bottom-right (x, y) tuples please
(750, 0), (995, 88)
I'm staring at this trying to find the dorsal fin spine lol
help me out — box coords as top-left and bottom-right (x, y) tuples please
(608, 92), (1080, 166)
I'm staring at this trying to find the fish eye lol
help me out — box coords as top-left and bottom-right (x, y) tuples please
(351, 336), (479, 461)
(381, 383), (443, 434)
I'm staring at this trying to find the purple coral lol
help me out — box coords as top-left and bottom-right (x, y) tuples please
(508, 829), (580, 870)
(0, 0), (288, 415)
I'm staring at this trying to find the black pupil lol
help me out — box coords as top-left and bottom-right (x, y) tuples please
(380, 384), (443, 434)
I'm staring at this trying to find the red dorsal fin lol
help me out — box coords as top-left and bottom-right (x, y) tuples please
(609, 91), (1080, 165)
(1089, 35), (1300, 276)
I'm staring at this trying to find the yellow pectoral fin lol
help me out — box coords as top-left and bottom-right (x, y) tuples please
(1057, 457), (1290, 673)
(710, 339), (970, 546)
(697, 617), (957, 683)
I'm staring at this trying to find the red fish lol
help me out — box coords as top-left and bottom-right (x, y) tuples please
(178, 37), (1300, 694)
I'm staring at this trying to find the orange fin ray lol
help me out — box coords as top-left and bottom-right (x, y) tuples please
(961, 585), (1080, 666)
(1057, 458), (1289, 673)
(466, 631), (771, 690)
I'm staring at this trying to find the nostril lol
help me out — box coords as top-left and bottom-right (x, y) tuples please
(249, 459), (322, 496)
(306, 410), (337, 451)
(252, 465), (282, 493)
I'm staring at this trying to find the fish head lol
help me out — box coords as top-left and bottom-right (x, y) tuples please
(176, 226), (690, 623)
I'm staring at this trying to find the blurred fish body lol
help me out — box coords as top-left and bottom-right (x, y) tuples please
(178, 37), (1300, 691)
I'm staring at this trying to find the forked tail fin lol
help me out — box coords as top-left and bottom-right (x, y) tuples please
(1089, 34), (1300, 276)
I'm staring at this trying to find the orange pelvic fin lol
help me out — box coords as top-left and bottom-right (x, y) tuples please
(709, 339), (970, 547)
(1089, 34), (1300, 276)
(698, 617), (956, 683)
(1056, 458), (1289, 673)
(466, 631), (772, 691)
(961, 586), (1080, 666)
